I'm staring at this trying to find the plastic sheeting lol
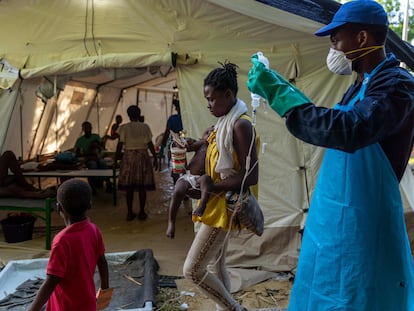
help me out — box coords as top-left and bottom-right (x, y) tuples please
(0, 250), (160, 310)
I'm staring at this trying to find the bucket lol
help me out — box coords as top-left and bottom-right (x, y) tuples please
(1, 213), (36, 243)
(170, 147), (186, 174)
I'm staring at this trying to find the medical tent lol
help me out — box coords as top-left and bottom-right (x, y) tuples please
(1, 0), (413, 276)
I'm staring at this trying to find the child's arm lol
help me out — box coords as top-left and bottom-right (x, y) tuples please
(185, 139), (203, 152)
(97, 255), (109, 290)
(185, 126), (214, 152)
(28, 274), (60, 311)
(96, 255), (113, 310)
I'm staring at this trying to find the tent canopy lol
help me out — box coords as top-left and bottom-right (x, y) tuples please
(1, 0), (413, 273)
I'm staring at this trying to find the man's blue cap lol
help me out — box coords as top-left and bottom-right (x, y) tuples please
(315, 0), (389, 37)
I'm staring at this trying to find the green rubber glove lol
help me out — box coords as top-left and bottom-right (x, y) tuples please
(247, 53), (311, 117)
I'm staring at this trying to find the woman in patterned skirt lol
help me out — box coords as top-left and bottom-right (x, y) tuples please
(116, 105), (158, 221)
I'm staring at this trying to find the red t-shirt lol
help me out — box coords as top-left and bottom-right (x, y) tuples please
(46, 218), (105, 311)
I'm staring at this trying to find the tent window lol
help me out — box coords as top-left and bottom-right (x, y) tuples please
(71, 91), (85, 105)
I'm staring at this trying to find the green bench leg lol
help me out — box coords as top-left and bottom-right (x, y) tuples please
(45, 198), (52, 250)
(113, 168), (117, 206)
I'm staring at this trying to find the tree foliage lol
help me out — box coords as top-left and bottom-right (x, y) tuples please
(339, 0), (414, 42)
(378, 0), (414, 41)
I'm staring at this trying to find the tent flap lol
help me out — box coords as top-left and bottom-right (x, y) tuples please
(19, 52), (173, 80)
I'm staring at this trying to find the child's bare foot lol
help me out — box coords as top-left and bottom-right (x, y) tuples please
(166, 222), (175, 239)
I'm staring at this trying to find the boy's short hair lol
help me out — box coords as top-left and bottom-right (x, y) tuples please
(82, 121), (92, 128)
(57, 179), (92, 217)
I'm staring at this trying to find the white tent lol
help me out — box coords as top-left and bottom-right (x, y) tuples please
(1, 0), (413, 275)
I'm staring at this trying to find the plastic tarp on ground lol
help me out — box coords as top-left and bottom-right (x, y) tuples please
(0, 0), (413, 275)
(0, 250), (160, 310)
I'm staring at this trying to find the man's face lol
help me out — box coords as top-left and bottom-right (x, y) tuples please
(83, 123), (92, 136)
(330, 25), (369, 73)
(330, 26), (360, 59)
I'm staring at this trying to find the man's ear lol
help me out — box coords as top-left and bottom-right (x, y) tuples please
(357, 30), (368, 47)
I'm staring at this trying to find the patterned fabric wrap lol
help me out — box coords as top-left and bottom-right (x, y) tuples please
(170, 146), (186, 174)
(118, 149), (155, 191)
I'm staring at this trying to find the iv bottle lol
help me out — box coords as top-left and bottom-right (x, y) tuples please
(251, 52), (269, 124)
(257, 51), (269, 68)
(251, 51), (269, 106)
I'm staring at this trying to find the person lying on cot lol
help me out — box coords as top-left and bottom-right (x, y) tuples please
(0, 150), (56, 199)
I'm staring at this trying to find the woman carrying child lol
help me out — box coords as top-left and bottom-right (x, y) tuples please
(183, 61), (259, 311)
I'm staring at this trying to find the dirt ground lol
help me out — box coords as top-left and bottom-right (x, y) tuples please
(0, 167), (293, 310)
(1, 167), (414, 310)
(0, 168), (195, 274)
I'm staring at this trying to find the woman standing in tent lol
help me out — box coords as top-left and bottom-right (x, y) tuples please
(116, 105), (158, 221)
(183, 62), (259, 311)
(247, 1), (414, 310)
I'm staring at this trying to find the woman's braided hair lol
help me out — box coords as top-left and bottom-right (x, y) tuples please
(204, 61), (238, 96)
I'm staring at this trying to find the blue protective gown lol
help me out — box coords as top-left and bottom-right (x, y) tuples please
(287, 54), (414, 310)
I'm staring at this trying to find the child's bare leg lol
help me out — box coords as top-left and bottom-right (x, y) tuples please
(166, 178), (192, 238)
(192, 175), (212, 217)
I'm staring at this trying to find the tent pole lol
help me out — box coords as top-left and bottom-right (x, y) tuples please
(82, 90), (97, 137)
(27, 101), (47, 160)
(18, 83), (24, 159)
(96, 93), (100, 134)
(3, 80), (23, 157)
(54, 76), (58, 153)
(136, 89), (140, 107)
(38, 96), (57, 156)
(165, 95), (169, 121)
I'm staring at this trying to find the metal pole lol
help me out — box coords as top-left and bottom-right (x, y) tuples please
(54, 76), (58, 153)
(402, 0), (410, 42)
(19, 87), (24, 159)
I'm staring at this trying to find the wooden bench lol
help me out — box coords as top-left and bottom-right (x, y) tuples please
(0, 197), (54, 250)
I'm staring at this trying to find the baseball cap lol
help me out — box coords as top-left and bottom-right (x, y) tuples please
(315, 0), (389, 37)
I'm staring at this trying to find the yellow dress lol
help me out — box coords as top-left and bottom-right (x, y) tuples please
(192, 115), (259, 230)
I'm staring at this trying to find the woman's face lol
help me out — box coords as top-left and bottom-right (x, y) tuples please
(203, 85), (234, 117)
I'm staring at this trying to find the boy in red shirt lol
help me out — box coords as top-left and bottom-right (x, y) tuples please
(29, 179), (112, 311)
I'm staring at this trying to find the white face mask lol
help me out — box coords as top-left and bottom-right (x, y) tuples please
(326, 48), (352, 75)
(326, 45), (385, 75)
